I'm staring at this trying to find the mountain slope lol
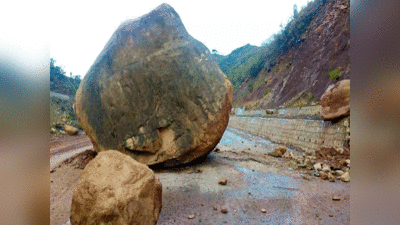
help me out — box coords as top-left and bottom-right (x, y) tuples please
(213, 44), (262, 90)
(218, 0), (350, 109)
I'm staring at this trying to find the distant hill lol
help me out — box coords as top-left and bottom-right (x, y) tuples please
(215, 0), (350, 109)
(212, 44), (262, 90)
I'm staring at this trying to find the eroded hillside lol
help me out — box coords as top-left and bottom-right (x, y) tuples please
(219, 0), (350, 109)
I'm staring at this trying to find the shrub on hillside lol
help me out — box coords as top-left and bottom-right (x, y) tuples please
(329, 69), (340, 80)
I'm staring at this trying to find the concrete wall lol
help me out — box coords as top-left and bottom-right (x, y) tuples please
(228, 115), (350, 154)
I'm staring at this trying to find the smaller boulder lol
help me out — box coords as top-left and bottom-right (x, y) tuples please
(268, 145), (287, 157)
(64, 124), (79, 135)
(320, 79), (350, 120)
(328, 172), (336, 182)
(322, 165), (331, 172)
(283, 151), (294, 159)
(340, 171), (350, 182)
(334, 170), (344, 176)
(319, 171), (328, 180)
(261, 208), (267, 213)
(313, 163), (322, 171)
(266, 109), (274, 114)
(218, 178), (228, 185)
(70, 150), (162, 225)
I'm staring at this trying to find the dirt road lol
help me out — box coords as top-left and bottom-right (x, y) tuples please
(50, 128), (350, 225)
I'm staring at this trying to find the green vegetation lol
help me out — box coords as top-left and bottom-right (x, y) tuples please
(50, 58), (83, 133)
(308, 93), (313, 101)
(216, 44), (262, 90)
(50, 58), (82, 96)
(247, 83), (254, 92)
(329, 69), (340, 80)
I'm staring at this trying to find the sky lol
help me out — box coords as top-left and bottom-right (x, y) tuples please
(50, 0), (311, 77)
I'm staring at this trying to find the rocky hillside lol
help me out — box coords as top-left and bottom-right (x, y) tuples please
(218, 0), (350, 109)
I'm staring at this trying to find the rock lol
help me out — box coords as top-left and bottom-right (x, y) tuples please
(64, 124), (79, 135)
(221, 207), (228, 213)
(261, 208), (267, 213)
(319, 171), (328, 180)
(322, 165), (331, 172)
(334, 170), (344, 176)
(70, 150), (162, 225)
(332, 195), (341, 201)
(266, 109), (274, 114)
(339, 159), (348, 166)
(268, 145), (287, 157)
(331, 162), (342, 170)
(218, 178), (227, 185)
(328, 172), (336, 182)
(313, 163), (322, 171)
(74, 3), (233, 167)
(340, 172), (350, 182)
(336, 148), (344, 155)
(320, 79), (350, 120)
(283, 151), (294, 159)
(345, 159), (350, 166)
(188, 215), (195, 219)
(212, 205), (217, 211)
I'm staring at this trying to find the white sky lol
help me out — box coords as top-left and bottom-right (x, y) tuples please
(50, 0), (311, 77)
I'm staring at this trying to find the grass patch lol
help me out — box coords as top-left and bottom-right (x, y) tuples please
(329, 69), (340, 80)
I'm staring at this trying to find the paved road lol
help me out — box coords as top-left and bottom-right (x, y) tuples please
(50, 134), (93, 171)
(155, 127), (350, 224)
(53, 127), (350, 224)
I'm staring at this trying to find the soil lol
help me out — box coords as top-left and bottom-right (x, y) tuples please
(50, 128), (350, 225)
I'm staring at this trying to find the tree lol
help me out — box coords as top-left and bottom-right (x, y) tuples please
(293, 4), (298, 18)
(50, 58), (66, 82)
(212, 49), (218, 54)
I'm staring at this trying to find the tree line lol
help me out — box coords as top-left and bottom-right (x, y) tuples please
(50, 58), (81, 96)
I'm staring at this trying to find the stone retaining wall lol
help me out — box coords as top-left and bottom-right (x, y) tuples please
(233, 105), (321, 117)
(228, 115), (350, 154)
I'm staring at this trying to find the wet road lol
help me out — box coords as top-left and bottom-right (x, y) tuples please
(54, 127), (350, 224)
(155, 127), (350, 224)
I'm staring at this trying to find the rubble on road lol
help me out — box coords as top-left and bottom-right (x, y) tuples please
(218, 178), (228, 185)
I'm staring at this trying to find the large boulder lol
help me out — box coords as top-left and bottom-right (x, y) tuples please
(74, 4), (233, 166)
(70, 150), (162, 225)
(320, 79), (350, 120)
